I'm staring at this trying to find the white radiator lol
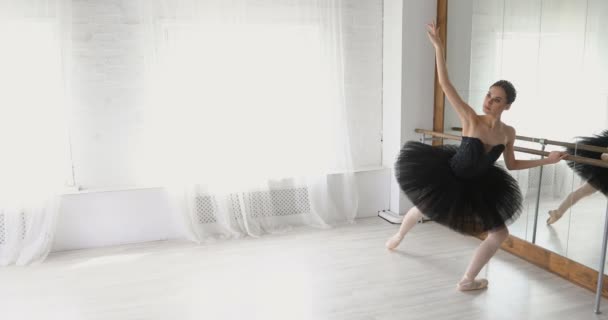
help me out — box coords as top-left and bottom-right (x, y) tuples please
(194, 187), (311, 224)
(0, 212), (26, 245)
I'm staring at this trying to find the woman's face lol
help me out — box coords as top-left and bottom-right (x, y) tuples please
(482, 86), (509, 115)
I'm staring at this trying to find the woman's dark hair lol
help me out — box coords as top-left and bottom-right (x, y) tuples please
(491, 80), (516, 105)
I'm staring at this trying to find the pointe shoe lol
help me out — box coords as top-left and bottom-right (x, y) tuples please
(457, 278), (489, 291)
(385, 233), (404, 250)
(546, 210), (564, 225)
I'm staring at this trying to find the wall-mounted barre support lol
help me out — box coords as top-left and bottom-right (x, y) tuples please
(531, 140), (547, 245)
(596, 202), (608, 314)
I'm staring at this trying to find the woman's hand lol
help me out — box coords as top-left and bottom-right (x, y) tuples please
(426, 21), (442, 48)
(545, 151), (568, 164)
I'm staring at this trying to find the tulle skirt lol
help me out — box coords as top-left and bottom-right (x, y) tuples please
(566, 130), (608, 195)
(395, 141), (522, 235)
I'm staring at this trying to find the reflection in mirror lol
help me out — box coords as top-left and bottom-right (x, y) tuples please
(564, 137), (608, 271)
(444, 0), (608, 261)
(530, 144), (575, 256)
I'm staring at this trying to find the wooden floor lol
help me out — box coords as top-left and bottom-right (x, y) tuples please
(1, 217), (608, 320)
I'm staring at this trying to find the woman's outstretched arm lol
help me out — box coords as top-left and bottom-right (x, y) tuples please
(502, 126), (567, 170)
(427, 21), (476, 126)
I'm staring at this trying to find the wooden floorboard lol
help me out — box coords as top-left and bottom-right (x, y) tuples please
(1, 217), (607, 320)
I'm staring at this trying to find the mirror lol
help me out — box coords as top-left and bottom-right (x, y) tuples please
(529, 147), (575, 256)
(444, 0), (608, 271)
(565, 145), (608, 270)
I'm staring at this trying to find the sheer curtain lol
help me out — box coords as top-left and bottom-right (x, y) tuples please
(0, 0), (71, 265)
(137, 0), (358, 242)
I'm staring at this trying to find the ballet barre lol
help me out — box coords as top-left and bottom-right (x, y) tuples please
(450, 126), (608, 155)
(415, 128), (608, 314)
(416, 129), (608, 169)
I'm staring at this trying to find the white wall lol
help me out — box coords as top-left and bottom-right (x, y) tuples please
(54, 188), (181, 252)
(52, 168), (391, 252)
(382, 0), (404, 172)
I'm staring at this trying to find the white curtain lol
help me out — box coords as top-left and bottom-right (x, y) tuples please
(0, 0), (71, 265)
(137, 0), (358, 242)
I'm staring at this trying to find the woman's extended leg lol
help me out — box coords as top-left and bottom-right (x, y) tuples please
(547, 182), (597, 225)
(385, 206), (423, 249)
(457, 226), (510, 291)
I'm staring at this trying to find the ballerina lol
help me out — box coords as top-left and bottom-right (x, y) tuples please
(386, 21), (567, 291)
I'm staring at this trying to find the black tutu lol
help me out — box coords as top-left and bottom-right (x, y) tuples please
(395, 140), (522, 235)
(566, 130), (608, 195)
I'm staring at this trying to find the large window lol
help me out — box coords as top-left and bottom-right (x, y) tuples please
(138, 22), (351, 189)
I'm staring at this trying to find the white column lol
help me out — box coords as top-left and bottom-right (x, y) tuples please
(381, 0), (437, 220)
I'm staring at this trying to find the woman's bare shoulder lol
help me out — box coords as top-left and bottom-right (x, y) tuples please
(502, 123), (516, 143)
